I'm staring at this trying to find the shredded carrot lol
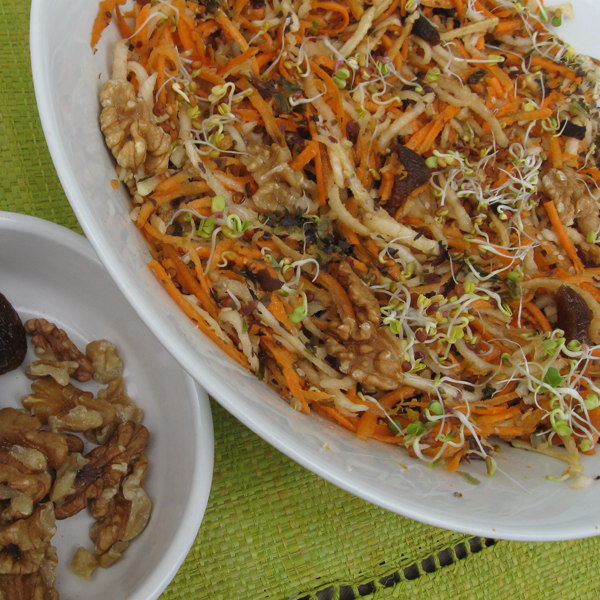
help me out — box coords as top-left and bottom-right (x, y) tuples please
(161, 243), (219, 320)
(309, 60), (346, 129)
(317, 271), (356, 325)
(148, 260), (248, 367)
(501, 107), (553, 126)
(376, 0), (400, 23)
(313, 403), (358, 432)
(549, 135), (563, 169)
(113, 4), (132, 39)
(313, 2), (350, 32)
(217, 47), (259, 76)
(232, 0), (251, 16)
(405, 119), (437, 152)
(379, 387), (418, 408)
(416, 105), (461, 154)
(580, 282), (600, 305)
(91, 0), (126, 48)
(238, 79), (285, 145)
(289, 140), (319, 170)
(268, 293), (296, 332)
(216, 10), (249, 51)
(495, 18), (521, 35)
(445, 450), (465, 472)
(544, 201), (584, 274)
(379, 171), (395, 204)
(530, 55), (579, 81)
(262, 338), (310, 414)
(524, 302), (552, 333)
(356, 410), (379, 440)
(473, 0), (495, 18)
(130, 3), (151, 48)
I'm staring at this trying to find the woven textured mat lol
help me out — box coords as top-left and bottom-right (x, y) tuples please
(0, 4), (79, 232)
(3, 1), (600, 599)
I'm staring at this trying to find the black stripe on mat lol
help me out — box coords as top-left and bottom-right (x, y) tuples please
(295, 537), (496, 600)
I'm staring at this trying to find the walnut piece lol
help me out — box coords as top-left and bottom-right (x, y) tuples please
(22, 380), (116, 434)
(323, 262), (404, 391)
(90, 455), (151, 568)
(0, 465), (51, 516)
(23, 319), (93, 383)
(0, 485), (33, 524)
(325, 333), (405, 391)
(0, 444), (46, 475)
(240, 143), (316, 212)
(50, 453), (90, 506)
(0, 503), (56, 576)
(0, 409), (67, 469)
(542, 167), (600, 235)
(25, 360), (79, 386)
(63, 434), (84, 455)
(100, 41), (170, 174)
(0, 409), (66, 522)
(337, 260), (381, 340)
(0, 544), (58, 600)
(70, 547), (98, 581)
(86, 340), (123, 384)
(86, 377), (144, 445)
(53, 422), (149, 520)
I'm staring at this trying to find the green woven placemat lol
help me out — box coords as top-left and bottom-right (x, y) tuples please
(3, 2), (600, 599)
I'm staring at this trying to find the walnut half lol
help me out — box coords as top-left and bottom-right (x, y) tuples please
(100, 41), (170, 175)
(0, 408), (67, 523)
(25, 360), (79, 386)
(0, 503), (56, 576)
(321, 262), (405, 391)
(53, 422), (149, 520)
(21, 380), (116, 434)
(0, 465), (51, 523)
(541, 167), (600, 235)
(0, 409), (67, 469)
(90, 455), (151, 568)
(0, 544), (58, 600)
(85, 340), (123, 384)
(24, 319), (93, 383)
(239, 143), (316, 213)
(0, 504), (58, 600)
(86, 377), (144, 445)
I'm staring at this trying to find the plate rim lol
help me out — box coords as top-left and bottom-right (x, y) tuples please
(0, 210), (215, 600)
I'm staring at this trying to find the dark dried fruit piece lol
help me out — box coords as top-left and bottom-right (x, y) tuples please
(555, 285), (592, 345)
(467, 69), (487, 85)
(256, 269), (284, 292)
(384, 146), (431, 216)
(412, 15), (441, 46)
(559, 120), (586, 141)
(0, 294), (27, 376)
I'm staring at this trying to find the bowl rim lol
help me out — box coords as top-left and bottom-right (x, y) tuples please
(0, 210), (215, 600)
(29, 0), (600, 543)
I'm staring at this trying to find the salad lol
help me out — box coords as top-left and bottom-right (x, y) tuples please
(94, 0), (600, 486)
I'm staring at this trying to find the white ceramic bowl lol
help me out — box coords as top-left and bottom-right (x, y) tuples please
(0, 212), (213, 600)
(30, 0), (600, 541)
